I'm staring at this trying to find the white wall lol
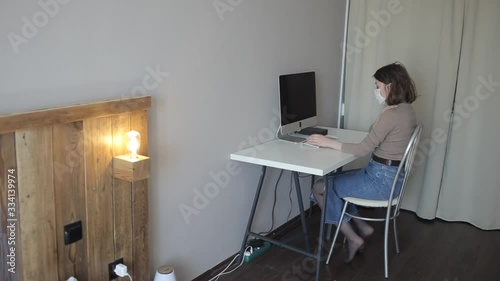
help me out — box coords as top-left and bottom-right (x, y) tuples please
(0, 0), (346, 279)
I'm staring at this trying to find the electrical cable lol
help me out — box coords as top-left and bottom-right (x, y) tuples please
(287, 172), (293, 221)
(208, 246), (251, 281)
(275, 124), (283, 140)
(258, 169), (284, 235)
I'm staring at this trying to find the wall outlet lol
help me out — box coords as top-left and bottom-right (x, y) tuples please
(64, 221), (83, 245)
(108, 258), (124, 280)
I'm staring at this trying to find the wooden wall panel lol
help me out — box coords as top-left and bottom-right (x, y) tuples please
(16, 128), (58, 281)
(84, 117), (115, 280)
(0, 133), (23, 281)
(132, 179), (149, 281)
(1, 98), (150, 280)
(53, 122), (88, 281)
(0, 96), (151, 135)
(131, 110), (150, 281)
(112, 113), (134, 281)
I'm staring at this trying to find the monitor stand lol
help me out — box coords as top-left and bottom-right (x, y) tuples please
(297, 127), (327, 136)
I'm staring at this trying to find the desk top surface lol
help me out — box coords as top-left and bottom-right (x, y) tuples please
(230, 128), (367, 176)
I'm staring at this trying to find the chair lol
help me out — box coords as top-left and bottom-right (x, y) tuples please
(326, 124), (422, 278)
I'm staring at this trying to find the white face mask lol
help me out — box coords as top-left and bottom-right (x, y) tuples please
(373, 89), (386, 105)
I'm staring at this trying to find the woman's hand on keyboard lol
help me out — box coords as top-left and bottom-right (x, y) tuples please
(306, 134), (342, 150)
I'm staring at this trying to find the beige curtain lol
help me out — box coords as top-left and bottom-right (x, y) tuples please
(435, 0), (500, 229)
(343, 0), (500, 229)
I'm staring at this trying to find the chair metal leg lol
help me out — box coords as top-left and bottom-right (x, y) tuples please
(384, 216), (390, 278)
(326, 201), (349, 264)
(393, 218), (400, 254)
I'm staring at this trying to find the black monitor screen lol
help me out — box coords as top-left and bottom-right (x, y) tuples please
(279, 71), (316, 125)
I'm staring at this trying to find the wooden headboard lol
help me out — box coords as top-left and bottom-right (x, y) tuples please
(0, 96), (151, 281)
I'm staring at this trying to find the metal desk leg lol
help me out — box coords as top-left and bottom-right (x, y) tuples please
(238, 166), (267, 262)
(292, 171), (312, 253)
(309, 175), (315, 218)
(315, 173), (330, 281)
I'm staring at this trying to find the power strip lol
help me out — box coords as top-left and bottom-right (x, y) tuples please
(244, 242), (271, 263)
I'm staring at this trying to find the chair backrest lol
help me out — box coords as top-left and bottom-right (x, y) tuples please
(387, 124), (422, 215)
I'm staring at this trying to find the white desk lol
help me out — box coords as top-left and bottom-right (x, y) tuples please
(231, 128), (367, 176)
(230, 128), (367, 281)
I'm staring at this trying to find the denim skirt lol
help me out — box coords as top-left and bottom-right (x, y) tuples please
(323, 159), (403, 225)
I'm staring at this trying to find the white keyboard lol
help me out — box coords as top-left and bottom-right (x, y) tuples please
(279, 135), (306, 143)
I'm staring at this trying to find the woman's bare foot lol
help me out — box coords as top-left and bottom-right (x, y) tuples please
(345, 236), (364, 263)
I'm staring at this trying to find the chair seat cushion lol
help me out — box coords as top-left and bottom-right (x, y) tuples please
(344, 196), (399, 208)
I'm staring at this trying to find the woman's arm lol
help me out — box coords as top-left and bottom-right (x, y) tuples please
(308, 106), (398, 154)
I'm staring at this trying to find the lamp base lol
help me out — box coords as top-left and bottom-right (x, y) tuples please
(113, 154), (150, 182)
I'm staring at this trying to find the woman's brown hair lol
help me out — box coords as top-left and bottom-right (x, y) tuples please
(373, 62), (417, 105)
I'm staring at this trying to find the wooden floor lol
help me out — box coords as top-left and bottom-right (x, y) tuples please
(200, 209), (500, 281)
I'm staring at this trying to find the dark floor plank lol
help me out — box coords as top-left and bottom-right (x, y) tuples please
(200, 209), (500, 281)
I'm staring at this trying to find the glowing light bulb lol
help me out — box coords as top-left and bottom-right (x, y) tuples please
(126, 130), (141, 159)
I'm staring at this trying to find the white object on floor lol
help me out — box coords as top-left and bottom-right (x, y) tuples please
(154, 265), (177, 281)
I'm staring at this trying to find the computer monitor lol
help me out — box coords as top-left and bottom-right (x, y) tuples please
(279, 71), (318, 135)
